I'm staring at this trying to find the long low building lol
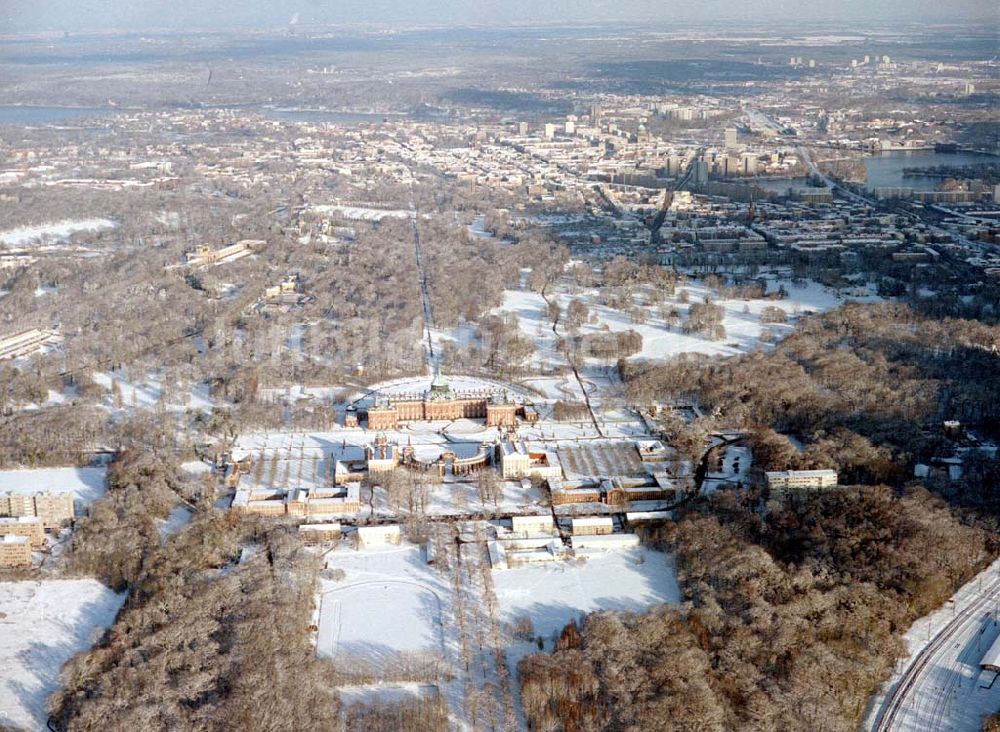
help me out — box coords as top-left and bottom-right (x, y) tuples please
(570, 516), (614, 536)
(0, 328), (62, 361)
(231, 482), (361, 518)
(0, 491), (75, 529)
(570, 533), (641, 550)
(357, 524), (401, 548)
(765, 469), (838, 494)
(299, 523), (342, 543)
(0, 516), (44, 547)
(0, 467), (105, 529)
(510, 514), (555, 536)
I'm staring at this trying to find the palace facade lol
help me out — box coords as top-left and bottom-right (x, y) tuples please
(364, 373), (533, 430)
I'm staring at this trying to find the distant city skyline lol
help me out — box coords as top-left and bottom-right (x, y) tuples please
(3, 0), (998, 33)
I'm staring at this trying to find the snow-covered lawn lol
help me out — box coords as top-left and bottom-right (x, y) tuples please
(553, 277), (881, 364)
(493, 289), (565, 371)
(158, 505), (193, 540)
(0, 580), (124, 731)
(497, 546), (682, 728)
(316, 545), (450, 668)
(480, 275), (883, 373)
(493, 547), (680, 640)
(428, 318), (479, 362)
(92, 370), (213, 414)
(369, 477), (544, 518)
(0, 219), (116, 247)
(703, 443), (752, 494)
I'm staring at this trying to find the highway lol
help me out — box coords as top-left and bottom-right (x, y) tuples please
(869, 560), (1000, 732)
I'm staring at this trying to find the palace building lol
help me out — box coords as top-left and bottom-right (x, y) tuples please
(363, 372), (534, 430)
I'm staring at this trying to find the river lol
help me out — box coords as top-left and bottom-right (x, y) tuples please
(0, 106), (117, 124)
(864, 150), (996, 191)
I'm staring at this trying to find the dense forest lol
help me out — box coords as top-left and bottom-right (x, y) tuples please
(625, 302), (1000, 512)
(519, 487), (994, 731)
(520, 302), (1000, 730)
(49, 449), (436, 732)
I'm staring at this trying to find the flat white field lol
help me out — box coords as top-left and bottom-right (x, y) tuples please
(0, 580), (124, 731)
(492, 547), (681, 639)
(0, 219), (116, 247)
(316, 546), (449, 663)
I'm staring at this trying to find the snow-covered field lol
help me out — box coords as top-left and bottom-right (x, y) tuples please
(92, 370), (213, 414)
(370, 477), (544, 518)
(493, 289), (564, 370)
(316, 545), (450, 668)
(0, 219), (116, 247)
(158, 505), (193, 540)
(497, 546), (682, 728)
(428, 318), (479, 362)
(493, 547), (681, 640)
(553, 277), (881, 364)
(439, 274), (880, 374)
(0, 580), (124, 731)
(703, 443), (752, 493)
(0, 467), (106, 512)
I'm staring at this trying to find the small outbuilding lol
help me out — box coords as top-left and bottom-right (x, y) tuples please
(356, 524), (401, 548)
(570, 516), (614, 536)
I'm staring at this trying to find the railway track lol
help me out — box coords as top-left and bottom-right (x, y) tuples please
(872, 576), (1000, 731)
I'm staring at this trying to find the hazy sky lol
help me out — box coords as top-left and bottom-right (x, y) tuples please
(3, 0), (998, 33)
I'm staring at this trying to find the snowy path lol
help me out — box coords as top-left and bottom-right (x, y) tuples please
(410, 211), (436, 372)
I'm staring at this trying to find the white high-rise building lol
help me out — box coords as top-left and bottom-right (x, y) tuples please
(724, 127), (738, 149)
